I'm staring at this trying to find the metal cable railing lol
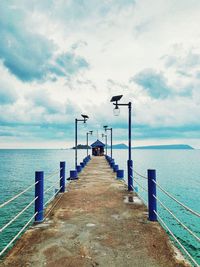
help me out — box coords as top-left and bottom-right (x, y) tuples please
(44, 176), (63, 194)
(44, 185), (62, 207)
(44, 193), (64, 220)
(152, 179), (200, 218)
(130, 184), (148, 205)
(0, 212), (38, 257)
(153, 195), (200, 243)
(154, 210), (199, 267)
(131, 167), (148, 180)
(0, 163), (66, 259)
(0, 181), (38, 209)
(131, 167), (200, 266)
(133, 176), (148, 192)
(45, 168), (62, 180)
(0, 197), (38, 234)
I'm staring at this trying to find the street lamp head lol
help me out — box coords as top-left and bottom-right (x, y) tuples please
(81, 114), (89, 123)
(110, 95), (122, 116)
(110, 95), (123, 102)
(113, 105), (120, 116)
(103, 125), (108, 131)
(89, 130), (93, 135)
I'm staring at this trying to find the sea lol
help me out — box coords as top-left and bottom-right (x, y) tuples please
(0, 149), (199, 265)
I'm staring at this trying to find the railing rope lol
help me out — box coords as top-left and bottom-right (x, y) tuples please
(154, 211), (199, 267)
(153, 194), (200, 242)
(0, 181), (38, 209)
(0, 212), (38, 257)
(152, 179), (200, 218)
(0, 197), (38, 233)
(44, 185), (62, 207)
(0, 162), (67, 258)
(45, 168), (62, 180)
(131, 167), (148, 180)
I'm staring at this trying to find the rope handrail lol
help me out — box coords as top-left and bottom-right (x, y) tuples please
(154, 210), (199, 267)
(130, 185), (148, 205)
(152, 179), (200, 218)
(44, 193), (63, 220)
(0, 197), (38, 234)
(45, 168), (62, 180)
(153, 195), (200, 243)
(130, 176), (148, 192)
(0, 181), (39, 209)
(0, 212), (38, 257)
(44, 177), (63, 194)
(130, 184), (138, 191)
(44, 185), (62, 207)
(131, 168), (148, 180)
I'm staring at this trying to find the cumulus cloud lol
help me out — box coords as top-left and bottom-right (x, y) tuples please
(132, 69), (172, 99)
(1, 0), (200, 148)
(0, 2), (89, 82)
(0, 85), (17, 105)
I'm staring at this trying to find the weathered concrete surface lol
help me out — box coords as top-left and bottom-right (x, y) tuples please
(1, 157), (189, 267)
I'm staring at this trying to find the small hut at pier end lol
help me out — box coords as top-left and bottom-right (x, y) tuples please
(91, 139), (105, 156)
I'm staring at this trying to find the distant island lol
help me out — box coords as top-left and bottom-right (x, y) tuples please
(133, 144), (194, 150)
(71, 144), (91, 149)
(71, 143), (194, 150)
(107, 143), (128, 149)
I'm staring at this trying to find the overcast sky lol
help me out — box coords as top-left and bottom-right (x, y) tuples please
(0, 0), (200, 148)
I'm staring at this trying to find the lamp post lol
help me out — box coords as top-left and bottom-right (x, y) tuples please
(86, 130), (93, 156)
(102, 133), (107, 155)
(103, 125), (113, 159)
(110, 95), (133, 191)
(75, 114), (89, 168)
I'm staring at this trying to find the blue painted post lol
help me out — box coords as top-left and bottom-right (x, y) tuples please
(70, 170), (78, 179)
(117, 169), (124, 179)
(111, 160), (115, 168)
(127, 160), (133, 191)
(80, 162), (85, 168)
(148, 169), (157, 221)
(76, 165), (82, 173)
(60, 161), (65, 193)
(113, 164), (119, 172)
(35, 171), (44, 223)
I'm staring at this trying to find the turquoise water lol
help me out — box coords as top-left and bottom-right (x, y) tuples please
(113, 149), (200, 266)
(0, 149), (86, 257)
(0, 149), (199, 265)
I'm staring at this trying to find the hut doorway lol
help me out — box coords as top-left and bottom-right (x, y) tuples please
(90, 139), (105, 156)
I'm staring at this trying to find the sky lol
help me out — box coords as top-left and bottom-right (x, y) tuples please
(0, 0), (200, 149)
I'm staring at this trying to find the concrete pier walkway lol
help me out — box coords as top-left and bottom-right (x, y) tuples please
(1, 157), (188, 267)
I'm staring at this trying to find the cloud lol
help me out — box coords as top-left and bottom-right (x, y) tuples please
(55, 52), (89, 76)
(1, 0), (200, 148)
(0, 2), (89, 82)
(0, 85), (17, 105)
(131, 69), (171, 99)
(0, 2), (56, 82)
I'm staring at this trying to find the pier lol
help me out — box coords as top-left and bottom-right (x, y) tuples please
(0, 157), (188, 267)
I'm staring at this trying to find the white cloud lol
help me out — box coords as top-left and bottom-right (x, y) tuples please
(1, 0), (200, 148)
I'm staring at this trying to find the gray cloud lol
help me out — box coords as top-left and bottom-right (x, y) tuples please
(131, 69), (171, 99)
(0, 2), (89, 82)
(0, 81), (17, 104)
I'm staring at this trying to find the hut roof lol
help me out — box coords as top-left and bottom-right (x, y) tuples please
(90, 139), (105, 148)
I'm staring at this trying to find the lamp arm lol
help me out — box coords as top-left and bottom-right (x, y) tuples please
(113, 103), (129, 107)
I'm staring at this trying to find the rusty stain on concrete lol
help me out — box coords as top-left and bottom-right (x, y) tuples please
(0, 157), (190, 267)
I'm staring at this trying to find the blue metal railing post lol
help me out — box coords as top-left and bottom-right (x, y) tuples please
(148, 169), (157, 221)
(35, 171), (44, 223)
(60, 161), (66, 193)
(127, 159), (133, 191)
